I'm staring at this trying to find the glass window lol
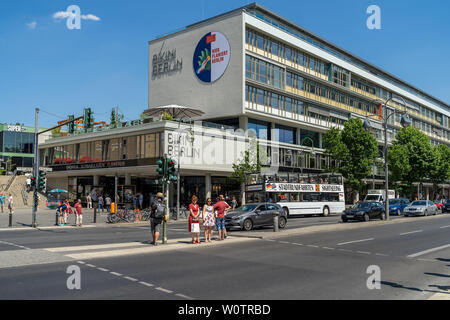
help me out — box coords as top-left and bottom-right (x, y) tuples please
(275, 125), (296, 144)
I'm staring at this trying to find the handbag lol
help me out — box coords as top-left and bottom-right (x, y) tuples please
(191, 223), (200, 233)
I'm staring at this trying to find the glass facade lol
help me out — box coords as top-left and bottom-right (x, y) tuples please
(0, 127), (35, 169)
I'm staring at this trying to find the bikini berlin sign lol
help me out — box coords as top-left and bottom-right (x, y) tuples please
(193, 32), (230, 83)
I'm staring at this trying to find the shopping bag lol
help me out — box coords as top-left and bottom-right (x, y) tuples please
(191, 223), (200, 233)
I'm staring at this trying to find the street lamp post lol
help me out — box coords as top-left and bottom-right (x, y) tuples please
(363, 97), (411, 221)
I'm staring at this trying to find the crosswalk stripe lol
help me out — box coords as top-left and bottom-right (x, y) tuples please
(44, 242), (147, 252)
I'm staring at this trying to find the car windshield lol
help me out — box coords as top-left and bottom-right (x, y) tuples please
(234, 205), (258, 212)
(365, 195), (380, 201)
(352, 202), (371, 209)
(411, 201), (427, 206)
(389, 199), (401, 205)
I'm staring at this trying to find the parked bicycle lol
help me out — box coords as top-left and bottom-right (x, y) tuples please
(107, 206), (136, 223)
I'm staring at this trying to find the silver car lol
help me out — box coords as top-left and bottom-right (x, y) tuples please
(403, 200), (438, 217)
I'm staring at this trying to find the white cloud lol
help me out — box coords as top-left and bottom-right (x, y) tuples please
(81, 14), (101, 21)
(26, 21), (37, 29)
(52, 11), (100, 21)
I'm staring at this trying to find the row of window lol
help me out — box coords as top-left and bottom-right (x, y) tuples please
(42, 133), (162, 165)
(351, 76), (377, 95)
(246, 55), (285, 89)
(246, 28), (328, 76)
(0, 131), (34, 154)
(245, 85), (347, 128)
(286, 72), (379, 115)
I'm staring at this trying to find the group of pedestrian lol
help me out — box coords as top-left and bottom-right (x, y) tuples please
(188, 195), (234, 244)
(56, 199), (83, 227)
(0, 193), (14, 214)
(133, 193), (144, 210)
(90, 189), (112, 213)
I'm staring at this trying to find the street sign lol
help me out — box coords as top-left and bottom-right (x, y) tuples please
(39, 167), (53, 172)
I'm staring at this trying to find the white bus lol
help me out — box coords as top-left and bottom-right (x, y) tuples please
(245, 173), (345, 217)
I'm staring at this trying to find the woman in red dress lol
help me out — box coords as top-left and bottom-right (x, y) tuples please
(189, 195), (201, 244)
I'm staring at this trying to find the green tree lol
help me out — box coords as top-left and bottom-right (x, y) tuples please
(323, 118), (378, 202)
(388, 126), (435, 198)
(429, 144), (450, 198)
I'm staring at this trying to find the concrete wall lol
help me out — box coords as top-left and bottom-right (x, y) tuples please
(148, 11), (244, 119)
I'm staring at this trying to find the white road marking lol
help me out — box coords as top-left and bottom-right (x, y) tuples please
(337, 238), (374, 246)
(292, 243), (303, 246)
(357, 251), (371, 255)
(307, 245), (319, 248)
(44, 242), (146, 252)
(322, 247), (335, 250)
(176, 293), (194, 300)
(375, 253), (389, 257)
(86, 264), (96, 268)
(124, 276), (138, 282)
(278, 241), (289, 244)
(139, 281), (154, 287)
(440, 225), (450, 229)
(156, 287), (173, 294)
(77, 261), (86, 264)
(407, 244), (450, 258)
(110, 272), (123, 276)
(400, 230), (423, 236)
(97, 268), (109, 272)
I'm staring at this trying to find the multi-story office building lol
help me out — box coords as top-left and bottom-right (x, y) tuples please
(0, 123), (49, 171)
(39, 3), (450, 204)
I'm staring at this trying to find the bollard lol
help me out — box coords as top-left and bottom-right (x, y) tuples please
(55, 209), (59, 226)
(93, 206), (97, 223)
(9, 213), (12, 228)
(273, 213), (279, 232)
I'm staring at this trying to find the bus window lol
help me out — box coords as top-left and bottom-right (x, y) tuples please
(289, 193), (301, 202)
(304, 193), (320, 202)
(289, 173), (299, 183)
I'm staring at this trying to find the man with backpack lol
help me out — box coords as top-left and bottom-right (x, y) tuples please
(150, 192), (165, 246)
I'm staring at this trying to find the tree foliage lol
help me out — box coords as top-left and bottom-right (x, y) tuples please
(323, 118), (378, 193)
(388, 126), (435, 197)
(231, 138), (265, 184)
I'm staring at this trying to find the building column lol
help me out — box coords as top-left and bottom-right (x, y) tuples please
(93, 175), (99, 186)
(205, 173), (211, 200)
(239, 116), (248, 131)
(125, 173), (131, 186)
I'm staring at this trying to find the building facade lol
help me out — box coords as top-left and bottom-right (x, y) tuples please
(39, 3), (450, 205)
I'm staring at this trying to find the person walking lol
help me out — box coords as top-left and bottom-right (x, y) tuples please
(189, 195), (201, 244)
(0, 193), (5, 213)
(26, 177), (31, 192)
(7, 194), (14, 214)
(105, 195), (111, 213)
(86, 193), (92, 209)
(202, 198), (215, 242)
(74, 199), (83, 227)
(138, 193), (144, 210)
(98, 194), (104, 213)
(63, 200), (71, 225)
(150, 192), (165, 246)
(213, 195), (230, 241)
(231, 195), (238, 210)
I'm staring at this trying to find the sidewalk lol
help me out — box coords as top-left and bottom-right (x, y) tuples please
(0, 207), (189, 229)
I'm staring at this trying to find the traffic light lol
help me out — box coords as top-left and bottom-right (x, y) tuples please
(84, 108), (94, 132)
(167, 158), (177, 181)
(30, 176), (36, 187)
(37, 170), (46, 192)
(156, 159), (166, 176)
(68, 115), (75, 134)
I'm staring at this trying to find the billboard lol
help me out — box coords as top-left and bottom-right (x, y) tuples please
(193, 32), (230, 83)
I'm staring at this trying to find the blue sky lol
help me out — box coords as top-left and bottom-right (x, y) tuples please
(0, 0), (449, 128)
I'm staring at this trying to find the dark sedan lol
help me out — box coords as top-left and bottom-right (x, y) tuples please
(342, 201), (386, 222)
(225, 203), (287, 231)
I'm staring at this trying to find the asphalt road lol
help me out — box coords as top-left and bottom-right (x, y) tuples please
(1, 213), (450, 299)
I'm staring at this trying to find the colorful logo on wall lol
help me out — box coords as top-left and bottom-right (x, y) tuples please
(193, 32), (230, 83)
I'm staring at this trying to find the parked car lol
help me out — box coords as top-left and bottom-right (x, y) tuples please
(388, 198), (410, 215)
(443, 199), (450, 213)
(434, 199), (445, 211)
(225, 203), (287, 231)
(403, 200), (438, 217)
(341, 202), (386, 222)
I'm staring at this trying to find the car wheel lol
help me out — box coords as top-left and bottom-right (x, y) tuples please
(283, 207), (290, 218)
(242, 219), (253, 231)
(364, 213), (370, 222)
(424, 210), (428, 217)
(278, 217), (287, 229)
(342, 217), (348, 223)
(323, 206), (330, 217)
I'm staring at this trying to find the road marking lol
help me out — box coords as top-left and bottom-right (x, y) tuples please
(407, 244), (450, 258)
(292, 243), (303, 246)
(110, 272), (123, 276)
(156, 287), (173, 294)
(0, 240), (31, 250)
(139, 281), (154, 287)
(77, 261), (86, 264)
(307, 245), (319, 248)
(375, 253), (389, 257)
(338, 249), (353, 252)
(44, 242), (147, 252)
(86, 264), (96, 268)
(176, 293), (194, 300)
(417, 258), (435, 262)
(97, 268), (109, 272)
(337, 238), (374, 246)
(400, 230), (423, 236)
(440, 225), (450, 229)
(322, 247), (335, 250)
(124, 276), (138, 282)
(278, 241), (290, 244)
(357, 251), (371, 255)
